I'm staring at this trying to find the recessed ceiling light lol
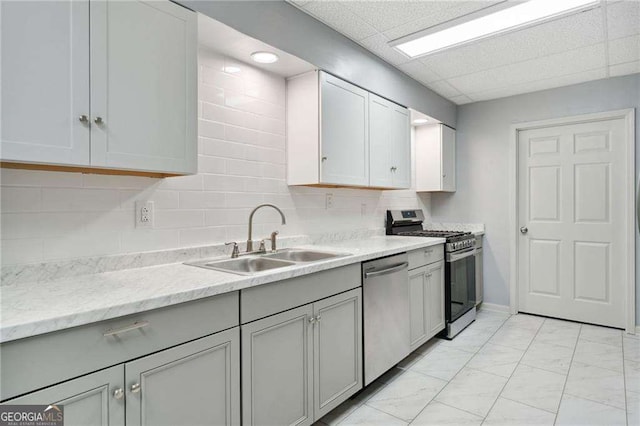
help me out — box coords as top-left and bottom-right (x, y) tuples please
(223, 66), (241, 74)
(393, 0), (599, 58)
(413, 118), (429, 125)
(251, 51), (279, 64)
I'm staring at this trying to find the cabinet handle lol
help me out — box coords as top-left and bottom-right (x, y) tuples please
(322, 156), (327, 162)
(443, 174), (446, 178)
(130, 383), (141, 394)
(113, 388), (124, 400)
(316, 315), (322, 323)
(78, 115), (89, 123)
(308, 316), (316, 324)
(94, 116), (104, 125)
(103, 320), (149, 337)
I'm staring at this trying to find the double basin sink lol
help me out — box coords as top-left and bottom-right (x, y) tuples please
(187, 248), (349, 275)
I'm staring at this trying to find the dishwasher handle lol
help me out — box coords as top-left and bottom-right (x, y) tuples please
(364, 262), (409, 279)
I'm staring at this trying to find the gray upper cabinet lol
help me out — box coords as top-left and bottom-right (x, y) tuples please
(287, 71), (410, 189)
(126, 328), (240, 426)
(0, 0), (197, 175)
(3, 365), (125, 426)
(369, 94), (411, 189)
(313, 289), (363, 420)
(242, 305), (315, 426)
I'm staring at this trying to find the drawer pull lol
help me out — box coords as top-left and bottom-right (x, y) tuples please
(103, 320), (149, 337)
(130, 383), (141, 394)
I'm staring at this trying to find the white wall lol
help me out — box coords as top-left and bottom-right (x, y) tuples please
(429, 74), (640, 322)
(0, 47), (429, 266)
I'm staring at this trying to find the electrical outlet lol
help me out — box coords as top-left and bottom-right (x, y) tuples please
(135, 200), (154, 228)
(325, 193), (334, 209)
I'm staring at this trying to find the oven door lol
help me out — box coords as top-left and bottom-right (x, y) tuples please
(445, 248), (476, 323)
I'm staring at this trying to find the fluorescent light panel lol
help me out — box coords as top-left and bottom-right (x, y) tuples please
(394, 0), (599, 58)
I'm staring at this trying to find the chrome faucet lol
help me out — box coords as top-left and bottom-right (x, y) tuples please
(247, 204), (286, 252)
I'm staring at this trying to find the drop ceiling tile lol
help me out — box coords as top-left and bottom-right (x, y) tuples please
(359, 33), (412, 65)
(301, 1), (378, 41)
(466, 68), (607, 102)
(606, 0), (640, 40)
(420, 8), (605, 80)
(343, 1), (443, 32)
(449, 94), (474, 105)
(609, 60), (640, 77)
(608, 34), (640, 65)
(426, 80), (462, 98)
(397, 61), (442, 84)
(447, 43), (606, 94)
(382, 1), (501, 40)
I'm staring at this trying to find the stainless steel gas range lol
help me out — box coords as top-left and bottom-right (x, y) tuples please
(386, 210), (476, 338)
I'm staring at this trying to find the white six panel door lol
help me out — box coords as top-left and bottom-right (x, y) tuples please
(1, 0), (90, 165)
(518, 118), (628, 328)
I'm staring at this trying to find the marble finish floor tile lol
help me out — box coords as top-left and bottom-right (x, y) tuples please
(579, 324), (622, 347)
(434, 368), (507, 417)
(533, 320), (581, 349)
(489, 325), (537, 351)
(338, 404), (407, 426)
(519, 340), (574, 374)
(483, 398), (555, 426)
(410, 401), (483, 426)
(465, 343), (524, 378)
(366, 370), (447, 421)
(502, 314), (545, 331)
(564, 362), (626, 409)
(572, 339), (623, 372)
(626, 390), (640, 426)
(436, 328), (494, 354)
(624, 358), (640, 393)
(555, 394), (627, 426)
(408, 345), (474, 381)
(623, 335), (640, 362)
(500, 364), (566, 413)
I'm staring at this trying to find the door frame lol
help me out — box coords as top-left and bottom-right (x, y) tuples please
(508, 108), (636, 333)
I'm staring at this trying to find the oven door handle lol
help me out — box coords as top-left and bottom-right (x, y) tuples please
(447, 248), (476, 262)
(364, 262), (409, 278)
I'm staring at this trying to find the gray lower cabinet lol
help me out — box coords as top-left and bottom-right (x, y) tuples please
(3, 328), (240, 426)
(408, 260), (445, 351)
(4, 365), (125, 426)
(242, 288), (362, 426)
(126, 327), (240, 426)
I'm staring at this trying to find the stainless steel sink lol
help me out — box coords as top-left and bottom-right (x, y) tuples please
(188, 257), (296, 275)
(264, 249), (346, 263)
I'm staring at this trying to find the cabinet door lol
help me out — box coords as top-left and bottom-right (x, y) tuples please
(3, 365), (124, 426)
(320, 72), (369, 186)
(368, 94), (394, 188)
(409, 266), (428, 351)
(475, 248), (484, 305)
(125, 328), (240, 426)
(391, 105), (411, 189)
(90, 0), (197, 174)
(441, 125), (456, 192)
(1, 0), (90, 165)
(427, 261), (446, 336)
(242, 305), (314, 426)
(313, 288), (363, 419)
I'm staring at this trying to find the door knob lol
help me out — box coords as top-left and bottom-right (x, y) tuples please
(78, 115), (89, 123)
(130, 383), (141, 393)
(94, 116), (104, 125)
(520, 226), (528, 234)
(113, 388), (124, 400)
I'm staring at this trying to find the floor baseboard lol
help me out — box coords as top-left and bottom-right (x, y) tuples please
(478, 302), (511, 314)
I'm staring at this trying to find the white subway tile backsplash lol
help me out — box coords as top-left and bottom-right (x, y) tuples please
(1, 187), (42, 212)
(0, 47), (428, 266)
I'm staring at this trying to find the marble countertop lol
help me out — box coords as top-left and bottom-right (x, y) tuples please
(0, 236), (445, 343)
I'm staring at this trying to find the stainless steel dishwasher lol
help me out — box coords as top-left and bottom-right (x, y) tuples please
(363, 252), (410, 385)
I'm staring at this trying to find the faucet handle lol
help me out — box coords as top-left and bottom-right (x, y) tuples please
(225, 242), (239, 258)
(258, 239), (266, 253)
(270, 231), (279, 252)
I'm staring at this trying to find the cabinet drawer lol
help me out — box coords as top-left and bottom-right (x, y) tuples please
(0, 291), (239, 401)
(408, 245), (444, 270)
(241, 264), (360, 324)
